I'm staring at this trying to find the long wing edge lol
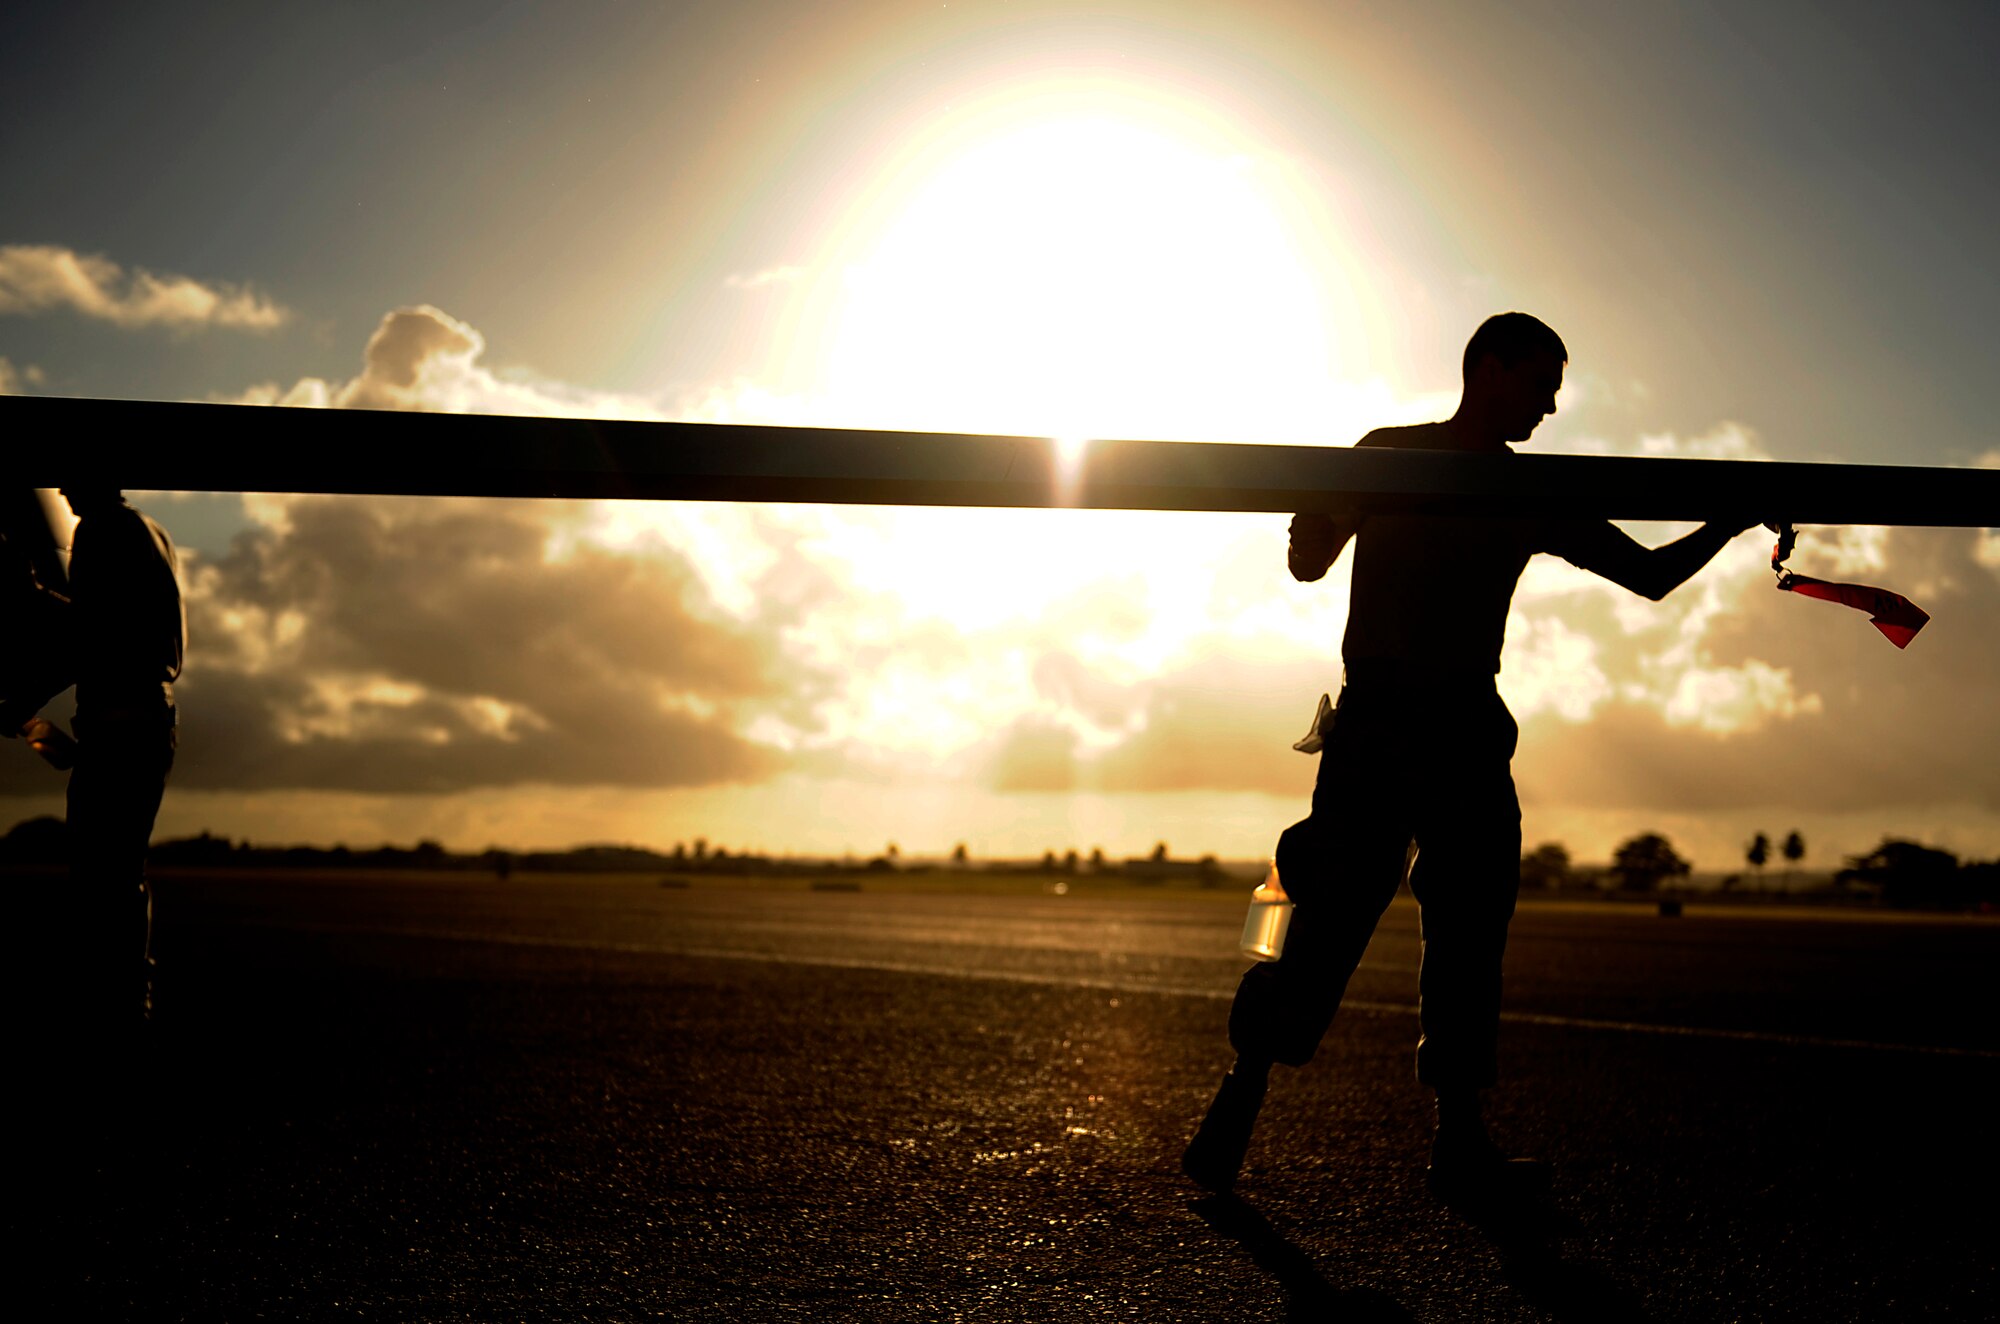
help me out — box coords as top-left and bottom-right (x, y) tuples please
(5, 395), (1994, 527)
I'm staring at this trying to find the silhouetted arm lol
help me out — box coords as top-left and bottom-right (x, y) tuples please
(1549, 519), (1757, 601)
(1288, 509), (1363, 582)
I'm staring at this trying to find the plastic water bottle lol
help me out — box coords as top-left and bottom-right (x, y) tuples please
(1239, 860), (1293, 961)
(22, 718), (76, 771)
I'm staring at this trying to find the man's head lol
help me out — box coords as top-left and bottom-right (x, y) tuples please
(1460, 312), (1567, 444)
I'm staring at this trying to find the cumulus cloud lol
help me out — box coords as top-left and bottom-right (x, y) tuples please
(0, 305), (829, 799)
(1516, 526), (2000, 815)
(1976, 530), (2000, 577)
(1498, 511), (1998, 828)
(1499, 614), (1614, 723)
(0, 244), (287, 331)
(232, 305), (666, 418)
(0, 357), (46, 393)
(1658, 660), (1821, 733)
(969, 646), (1333, 797)
(1086, 653), (1332, 797)
(1634, 421), (1767, 461)
(135, 495), (815, 794)
(0, 296), (839, 799)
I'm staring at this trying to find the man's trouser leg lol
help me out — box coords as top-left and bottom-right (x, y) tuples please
(1228, 690), (1412, 1067)
(66, 714), (175, 1039)
(1406, 697), (1521, 1091)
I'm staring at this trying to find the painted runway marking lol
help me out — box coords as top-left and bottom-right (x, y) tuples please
(263, 921), (1998, 1061)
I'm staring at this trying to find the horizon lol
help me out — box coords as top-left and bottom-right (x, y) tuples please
(5, 808), (1992, 887)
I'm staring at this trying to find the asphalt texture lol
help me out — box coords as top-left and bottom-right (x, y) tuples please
(11, 872), (1998, 1321)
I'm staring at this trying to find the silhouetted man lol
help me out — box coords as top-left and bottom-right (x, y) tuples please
(1182, 313), (1755, 1200)
(2, 488), (184, 1034)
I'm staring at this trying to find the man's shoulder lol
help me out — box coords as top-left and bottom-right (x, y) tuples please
(1355, 422), (1452, 450)
(88, 503), (177, 561)
(94, 503), (155, 542)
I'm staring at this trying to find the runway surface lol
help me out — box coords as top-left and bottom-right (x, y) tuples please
(14, 871), (1998, 1320)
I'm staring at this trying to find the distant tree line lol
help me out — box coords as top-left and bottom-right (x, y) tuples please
(1516, 828), (1996, 912)
(0, 817), (700, 875)
(3, 815), (1989, 908)
(0, 818), (1226, 885)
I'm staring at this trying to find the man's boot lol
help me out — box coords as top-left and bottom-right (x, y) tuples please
(1426, 1090), (1549, 1204)
(1181, 1059), (1269, 1192)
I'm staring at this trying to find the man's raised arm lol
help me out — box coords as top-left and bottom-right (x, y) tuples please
(1550, 518), (1760, 601)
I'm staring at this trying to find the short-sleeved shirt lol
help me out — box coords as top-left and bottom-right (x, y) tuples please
(1339, 423), (1615, 674)
(69, 500), (185, 713)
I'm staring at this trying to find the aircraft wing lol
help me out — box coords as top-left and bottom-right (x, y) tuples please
(3, 395), (1994, 526)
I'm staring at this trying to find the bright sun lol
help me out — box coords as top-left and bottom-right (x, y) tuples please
(790, 90), (1359, 446)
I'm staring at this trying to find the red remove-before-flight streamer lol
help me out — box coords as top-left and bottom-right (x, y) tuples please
(1770, 525), (1930, 649)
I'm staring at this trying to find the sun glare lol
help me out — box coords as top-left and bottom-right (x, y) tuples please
(1051, 433), (1091, 506)
(786, 82), (1364, 446)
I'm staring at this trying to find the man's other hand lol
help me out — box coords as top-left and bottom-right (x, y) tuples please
(1289, 513), (1344, 582)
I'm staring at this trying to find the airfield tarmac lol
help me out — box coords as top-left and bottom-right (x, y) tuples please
(12, 871), (1997, 1320)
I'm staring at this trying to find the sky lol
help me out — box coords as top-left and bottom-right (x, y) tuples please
(3, 0), (1996, 868)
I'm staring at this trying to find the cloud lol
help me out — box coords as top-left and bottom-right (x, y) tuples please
(142, 494), (817, 794)
(972, 646), (1333, 797)
(1634, 421), (1767, 461)
(0, 244), (287, 331)
(27, 305), (854, 798)
(985, 717), (1084, 793)
(1657, 660), (1821, 733)
(232, 305), (666, 417)
(1516, 525), (2000, 816)
(2, 299), (836, 799)
(0, 357), (46, 393)
(1087, 653), (1330, 797)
